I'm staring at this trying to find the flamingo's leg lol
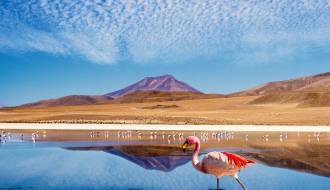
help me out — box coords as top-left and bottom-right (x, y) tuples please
(209, 177), (223, 190)
(234, 176), (248, 190)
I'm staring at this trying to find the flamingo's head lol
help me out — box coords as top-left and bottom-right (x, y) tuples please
(181, 136), (200, 152)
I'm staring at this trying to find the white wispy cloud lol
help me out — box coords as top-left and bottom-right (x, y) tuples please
(0, 0), (329, 64)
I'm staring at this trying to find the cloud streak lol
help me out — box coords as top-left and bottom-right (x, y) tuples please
(0, 0), (330, 64)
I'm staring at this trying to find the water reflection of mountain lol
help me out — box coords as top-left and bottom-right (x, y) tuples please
(65, 142), (330, 177)
(242, 144), (330, 178)
(66, 145), (191, 172)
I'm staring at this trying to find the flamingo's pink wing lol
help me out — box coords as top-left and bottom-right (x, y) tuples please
(222, 152), (255, 168)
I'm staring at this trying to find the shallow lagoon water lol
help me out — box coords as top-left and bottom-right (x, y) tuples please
(0, 130), (329, 190)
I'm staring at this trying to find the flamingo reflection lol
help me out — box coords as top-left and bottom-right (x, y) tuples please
(182, 136), (255, 190)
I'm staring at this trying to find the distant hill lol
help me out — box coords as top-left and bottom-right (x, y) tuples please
(232, 72), (330, 96)
(116, 90), (224, 103)
(105, 74), (200, 98)
(232, 72), (330, 107)
(19, 95), (113, 108)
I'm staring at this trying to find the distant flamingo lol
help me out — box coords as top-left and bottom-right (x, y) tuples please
(182, 136), (255, 190)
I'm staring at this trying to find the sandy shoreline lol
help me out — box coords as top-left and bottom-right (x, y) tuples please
(0, 123), (330, 132)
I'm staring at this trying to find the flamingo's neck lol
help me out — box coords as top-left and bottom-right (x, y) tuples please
(192, 140), (203, 172)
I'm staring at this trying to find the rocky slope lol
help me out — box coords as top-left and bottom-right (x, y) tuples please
(233, 72), (330, 96)
(233, 72), (330, 107)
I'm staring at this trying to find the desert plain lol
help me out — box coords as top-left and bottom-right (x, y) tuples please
(1, 95), (330, 125)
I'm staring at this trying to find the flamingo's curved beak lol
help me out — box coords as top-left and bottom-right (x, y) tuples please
(181, 140), (188, 152)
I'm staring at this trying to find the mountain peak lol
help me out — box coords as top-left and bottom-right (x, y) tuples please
(105, 74), (200, 98)
(145, 74), (174, 79)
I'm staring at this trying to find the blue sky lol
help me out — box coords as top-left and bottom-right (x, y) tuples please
(1, 0), (330, 106)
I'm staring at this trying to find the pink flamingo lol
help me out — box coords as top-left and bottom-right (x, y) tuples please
(181, 136), (255, 190)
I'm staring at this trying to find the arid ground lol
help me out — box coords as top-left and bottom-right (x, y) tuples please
(1, 96), (330, 125)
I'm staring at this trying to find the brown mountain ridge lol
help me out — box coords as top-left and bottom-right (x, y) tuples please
(232, 72), (330, 107)
(233, 72), (330, 96)
(13, 72), (330, 108)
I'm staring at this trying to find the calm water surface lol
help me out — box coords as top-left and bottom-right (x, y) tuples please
(0, 129), (329, 190)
